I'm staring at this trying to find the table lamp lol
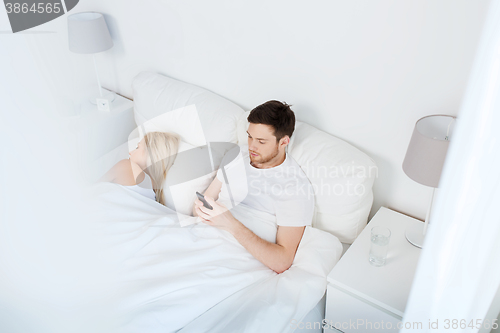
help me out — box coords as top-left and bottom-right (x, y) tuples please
(68, 12), (115, 105)
(402, 115), (455, 248)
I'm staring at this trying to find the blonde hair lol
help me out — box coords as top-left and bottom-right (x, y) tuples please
(143, 131), (180, 206)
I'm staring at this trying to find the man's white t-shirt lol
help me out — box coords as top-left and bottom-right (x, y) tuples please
(216, 145), (314, 227)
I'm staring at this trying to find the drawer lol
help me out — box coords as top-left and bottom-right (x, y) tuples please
(325, 285), (401, 333)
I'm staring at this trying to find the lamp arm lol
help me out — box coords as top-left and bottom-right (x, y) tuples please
(92, 54), (103, 98)
(423, 187), (435, 235)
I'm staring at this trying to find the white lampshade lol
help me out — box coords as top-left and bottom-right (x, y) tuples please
(68, 12), (113, 54)
(403, 115), (455, 188)
(403, 114), (456, 248)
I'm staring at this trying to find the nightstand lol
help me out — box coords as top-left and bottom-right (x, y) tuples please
(324, 207), (422, 333)
(69, 89), (136, 182)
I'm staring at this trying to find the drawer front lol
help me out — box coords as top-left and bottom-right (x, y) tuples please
(325, 285), (401, 333)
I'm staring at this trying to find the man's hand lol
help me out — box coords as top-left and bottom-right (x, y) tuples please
(194, 197), (240, 233)
(195, 196), (305, 274)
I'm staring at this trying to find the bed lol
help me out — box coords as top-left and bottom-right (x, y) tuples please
(87, 72), (376, 332)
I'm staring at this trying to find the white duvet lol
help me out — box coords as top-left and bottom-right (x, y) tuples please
(88, 182), (342, 333)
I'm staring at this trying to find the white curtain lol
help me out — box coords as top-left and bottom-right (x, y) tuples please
(402, 1), (500, 332)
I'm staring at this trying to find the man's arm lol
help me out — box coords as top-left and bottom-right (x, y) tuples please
(192, 176), (222, 217)
(195, 197), (305, 274)
(231, 223), (305, 274)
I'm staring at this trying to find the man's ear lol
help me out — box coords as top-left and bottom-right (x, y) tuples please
(280, 135), (290, 148)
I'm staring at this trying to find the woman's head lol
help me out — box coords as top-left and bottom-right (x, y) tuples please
(130, 131), (180, 205)
(129, 138), (148, 169)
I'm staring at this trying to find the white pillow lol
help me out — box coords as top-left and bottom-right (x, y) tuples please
(236, 111), (376, 244)
(132, 72), (243, 145)
(131, 72), (244, 216)
(138, 104), (206, 147)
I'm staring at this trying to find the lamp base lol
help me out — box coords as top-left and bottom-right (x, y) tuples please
(405, 223), (425, 248)
(89, 91), (116, 105)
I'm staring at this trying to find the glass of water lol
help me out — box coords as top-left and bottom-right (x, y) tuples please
(369, 226), (391, 267)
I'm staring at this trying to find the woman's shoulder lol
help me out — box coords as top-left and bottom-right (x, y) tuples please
(114, 159), (132, 169)
(114, 159), (136, 184)
(100, 159), (135, 185)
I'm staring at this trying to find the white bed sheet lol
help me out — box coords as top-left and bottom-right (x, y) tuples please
(86, 180), (342, 333)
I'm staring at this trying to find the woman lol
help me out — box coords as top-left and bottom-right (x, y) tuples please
(100, 131), (180, 205)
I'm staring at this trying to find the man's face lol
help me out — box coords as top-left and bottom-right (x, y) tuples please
(247, 123), (282, 165)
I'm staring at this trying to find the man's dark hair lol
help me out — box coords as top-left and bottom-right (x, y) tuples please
(247, 100), (295, 142)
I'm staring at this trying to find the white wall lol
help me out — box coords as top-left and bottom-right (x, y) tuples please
(19, 0), (490, 220)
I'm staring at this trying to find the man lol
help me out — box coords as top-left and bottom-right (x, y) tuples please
(193, 100), (314, 274)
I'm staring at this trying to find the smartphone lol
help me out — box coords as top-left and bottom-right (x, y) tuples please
(196, 191), (213, 210)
